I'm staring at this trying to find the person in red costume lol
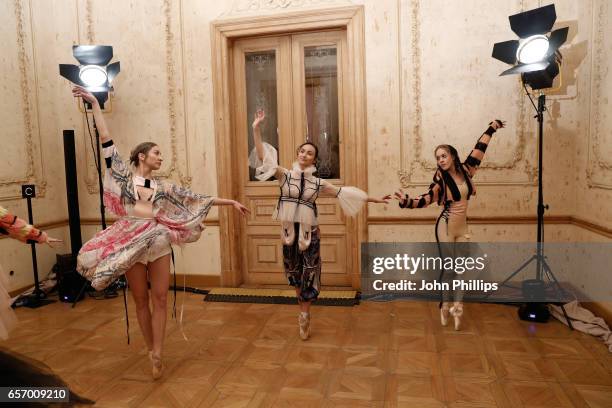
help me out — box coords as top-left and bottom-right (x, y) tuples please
(0, 205), (61, 339)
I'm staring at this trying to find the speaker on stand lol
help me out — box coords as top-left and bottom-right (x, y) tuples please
(56, 130), (90, 303)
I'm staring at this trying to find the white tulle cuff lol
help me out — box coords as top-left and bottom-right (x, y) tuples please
(248, 142), (279, 181)
(337, 186), (368, 216)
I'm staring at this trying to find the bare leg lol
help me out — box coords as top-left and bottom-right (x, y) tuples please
(294, 288), (312, 313)
(125, 263), (153, 351)
(450, 233), (470, 330)
(148, 254), (171, 358)
(295, 288), (311, 340)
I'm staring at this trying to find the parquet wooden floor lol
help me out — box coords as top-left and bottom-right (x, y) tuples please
(2, 294), (611, 407)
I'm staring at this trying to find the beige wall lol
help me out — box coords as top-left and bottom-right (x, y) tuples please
(1, 0), (610, 294)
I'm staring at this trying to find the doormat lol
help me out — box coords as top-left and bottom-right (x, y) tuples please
(204, 288), (359, 306)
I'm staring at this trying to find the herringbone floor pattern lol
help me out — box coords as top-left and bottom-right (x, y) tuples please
(2, 295), (611, 407)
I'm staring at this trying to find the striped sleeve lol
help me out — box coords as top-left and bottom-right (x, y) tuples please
(102, 139), (130, 180)
(399, 171), (442, 209)
(102, 139), (116, 169)
(464, 125), (496, 177)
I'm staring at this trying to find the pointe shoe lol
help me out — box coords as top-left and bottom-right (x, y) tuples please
(449, 304), (463, 331)
(440, 304), (450, 327)
(149, 351), (164, 380)
(298, 312), (310, 340)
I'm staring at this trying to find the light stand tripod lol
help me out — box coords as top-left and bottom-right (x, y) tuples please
(11, 185), (55, 308)
(93, 116), (107, 231)
(495, 92), (573, 329)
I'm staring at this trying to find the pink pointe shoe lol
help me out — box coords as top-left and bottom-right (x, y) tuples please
(298, 312), (310, 340)
(440, 303), (450, 327)
(449, 303), (463, 331)
(149, 351), (164, 380)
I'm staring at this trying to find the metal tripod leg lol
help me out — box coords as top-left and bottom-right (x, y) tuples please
(71, 280), (89, 309)
(481, 255), (538, 301)
(541, 257), (574, 330)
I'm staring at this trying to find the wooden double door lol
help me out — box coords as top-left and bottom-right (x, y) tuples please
(231, 29), (360, 287)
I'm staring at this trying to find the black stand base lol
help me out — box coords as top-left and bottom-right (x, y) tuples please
(518, 303), (551, 323)
(12, 292), (56, 309)
(496, 254), (573, 329)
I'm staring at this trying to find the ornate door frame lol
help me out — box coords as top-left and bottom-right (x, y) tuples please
(211, 6), (367, 288)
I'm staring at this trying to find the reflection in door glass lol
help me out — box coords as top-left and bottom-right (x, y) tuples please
(304, 45), (339, 179)
(246, 50), (279, 181)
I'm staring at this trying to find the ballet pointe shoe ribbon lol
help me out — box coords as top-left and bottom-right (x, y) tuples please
(449, 303), (463, 331)
(149, 351), (164, 380)
(298, 312), (310, 340)
(440, 303), (450, 327)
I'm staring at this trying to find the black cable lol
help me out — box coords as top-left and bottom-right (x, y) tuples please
(82, 100), (100, 172)
(172, 248), (177, 319)
(523, 82), (538, 114)
(122, 283), (130, 345)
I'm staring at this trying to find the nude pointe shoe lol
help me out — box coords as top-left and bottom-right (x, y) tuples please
(149, 351), (164, 380)
(298, 312), (310, 340)
(440, 303), (450, 327)
(449, 303), (463, 331)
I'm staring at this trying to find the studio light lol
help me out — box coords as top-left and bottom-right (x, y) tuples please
(79, 65), (108, 87)
(59, 45), (120, 107)
(489, 4), (574, 328)
(516, 35), (549, 63)
(492, 4), (568, 90)
(59, 45), (124, 305)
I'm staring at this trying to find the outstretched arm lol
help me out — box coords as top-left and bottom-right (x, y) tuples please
(212, 198), (250, 217)
(368, 195), (391, 204)
(319, 180), (388, 217)
(320, 181), (390, 204)
(0, 206), (61, 247)
(72, 86), (111, 144)
(464, 119), (505, 177)
(394, 170), (443, 209)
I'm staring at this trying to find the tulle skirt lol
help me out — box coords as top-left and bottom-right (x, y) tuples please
(77, 217), (172, 291)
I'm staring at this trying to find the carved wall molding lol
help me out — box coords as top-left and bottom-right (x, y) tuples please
(587, 0), (612, 189)
(0, 0), (46, 200)
(397, 0), (536, 188)
(366, 215), (612, 238)
(221, 0), (352, 17)
(81, 0), (191, 193)
(162, 0), (191, 187)
(85, 0), (94, 42)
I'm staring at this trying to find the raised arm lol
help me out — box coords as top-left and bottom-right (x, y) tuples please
(395, 170), (443, 209)
(72, 86), (111, 144)
(249, 109), (285, 181)
(464, 119), (505, 177)
(252, 109), (266, 161)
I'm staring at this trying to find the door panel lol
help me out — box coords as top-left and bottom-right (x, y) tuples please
(233, 31), (354, 287)
(291, 31), (347, 182)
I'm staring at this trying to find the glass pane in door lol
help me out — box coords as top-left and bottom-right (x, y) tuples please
(304, 45), (339, 179)
(246, 50), (279, 181)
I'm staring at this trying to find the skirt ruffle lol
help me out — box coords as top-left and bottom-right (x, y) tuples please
(77, 217), (172, 290)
